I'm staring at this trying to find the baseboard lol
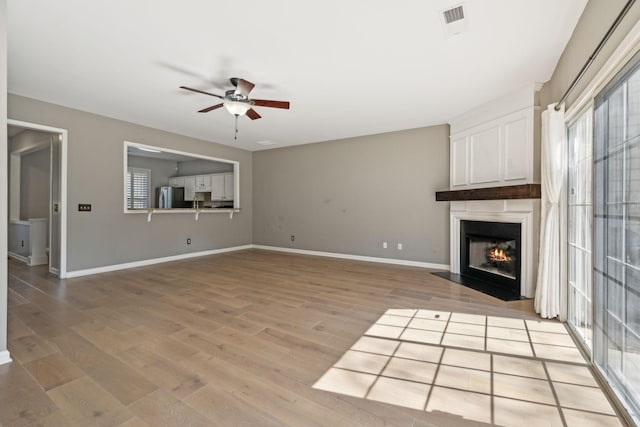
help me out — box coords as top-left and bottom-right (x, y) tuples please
(64, 245), (253, 278)
(0, 350), (12, 365)
(28, 255), (49, 266)
(251, 245), (450, 270)
(8, 251), (28, 264)
(63, 243), (448, 279)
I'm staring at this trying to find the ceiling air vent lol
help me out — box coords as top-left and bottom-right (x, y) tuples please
(442, 4), (468, 36)
(443, 5), (464, 24)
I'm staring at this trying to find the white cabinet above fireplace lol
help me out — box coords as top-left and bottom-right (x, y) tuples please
(449, 85), (539, 190)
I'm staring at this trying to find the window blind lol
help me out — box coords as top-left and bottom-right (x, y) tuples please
(126, 167), (150, 209)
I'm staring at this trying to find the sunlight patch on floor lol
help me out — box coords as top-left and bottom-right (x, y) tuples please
(313, 309), (622, 426)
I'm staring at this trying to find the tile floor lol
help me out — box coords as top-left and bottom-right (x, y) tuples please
(313, 309), (624, 426)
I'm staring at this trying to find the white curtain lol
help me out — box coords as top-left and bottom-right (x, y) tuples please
(535, 104), (565, 319)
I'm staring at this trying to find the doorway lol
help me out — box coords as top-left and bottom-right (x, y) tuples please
(7, 120), (67, 277)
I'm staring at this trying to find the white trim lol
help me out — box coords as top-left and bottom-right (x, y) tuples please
(252, 245), (450, 270)
(7, 251), (28, 264)
(63, 244), (449, 279)
(7, 119), (68, 278)
(9, 153), (19, 220)
(449, 200), (539, 298)
(0, 350), (11, 365)
(566, 18), (640, 121)
(64, 244), (253, 278)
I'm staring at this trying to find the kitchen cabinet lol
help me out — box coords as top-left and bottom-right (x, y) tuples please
(169, 176), (185, 187)
(224, 173), (234, 199)
(211, 173), (234, 201)
(195, 175), (211, 191)
(184, 176), (196, 201)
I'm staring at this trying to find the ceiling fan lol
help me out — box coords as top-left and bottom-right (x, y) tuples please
(180, 77), (290, 139)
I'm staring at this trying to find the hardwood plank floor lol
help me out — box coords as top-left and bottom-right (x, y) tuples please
(2, 249), (543, 426)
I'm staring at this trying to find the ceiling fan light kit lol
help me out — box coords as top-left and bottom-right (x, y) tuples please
(180, 77), (290, 140)
(223, 99), (252, 116)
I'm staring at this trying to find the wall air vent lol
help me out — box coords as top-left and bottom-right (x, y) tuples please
(442, 4), (468, 36)
(443, 5), (464, 24)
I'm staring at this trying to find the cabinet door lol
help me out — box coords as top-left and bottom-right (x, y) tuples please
(223, 173), (234, 200)
(195, 175), (211, 191)
(169, 176), (185, 187)
(211, 174), (225, 200)
(184, 176), (196, 201)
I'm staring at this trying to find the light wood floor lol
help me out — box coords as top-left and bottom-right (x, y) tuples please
(2, 249), (540, 427)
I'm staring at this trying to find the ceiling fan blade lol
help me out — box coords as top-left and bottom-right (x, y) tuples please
(235, 78), (255, 98)
(198, 103), (224, 113)
(246, 108), (262, 120)
(179, 86), (223, 99)
(252, 99), (290, 109)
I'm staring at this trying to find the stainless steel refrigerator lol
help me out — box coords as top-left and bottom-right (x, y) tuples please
(156, 187), (188, 208)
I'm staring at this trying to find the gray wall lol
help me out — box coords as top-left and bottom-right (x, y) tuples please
(20, 147), (50, 220)
(253, 126), (450, 265)
(8, 94), (253, 272)
(177, 158), (234, 176)
(541, 0), (640, 108)
(128, 155), (179, 206)
(8, 129), (53, 220)
(9, 128), (51, 152)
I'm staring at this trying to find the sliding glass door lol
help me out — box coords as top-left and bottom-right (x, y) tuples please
(567, 108), (593, 350)
(593, 51), (640, 421)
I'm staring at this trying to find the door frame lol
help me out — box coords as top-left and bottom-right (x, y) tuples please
(7, 119), (68, 278)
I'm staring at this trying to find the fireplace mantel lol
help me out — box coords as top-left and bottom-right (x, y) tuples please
(435, 184), (541, 202)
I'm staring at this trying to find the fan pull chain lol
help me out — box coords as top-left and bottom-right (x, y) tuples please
(234, 114), (239, 140)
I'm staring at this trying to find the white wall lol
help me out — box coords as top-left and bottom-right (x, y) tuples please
(0, 0), (11, 365)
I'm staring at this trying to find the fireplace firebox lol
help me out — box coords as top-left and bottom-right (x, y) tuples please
(460, 220), (521, 295)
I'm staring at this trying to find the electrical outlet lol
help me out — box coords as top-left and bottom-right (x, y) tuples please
(291, 235), (295, 242)
(383, 242), (387, 249)
(78, 203), (92, 212)
(187, 238), (191, 245)
(397, 243), (403, 250)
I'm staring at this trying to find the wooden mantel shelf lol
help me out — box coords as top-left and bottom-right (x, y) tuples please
(435, 184), (541, 201)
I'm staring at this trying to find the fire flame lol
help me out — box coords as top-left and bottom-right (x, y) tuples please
(488, 247), (510, 262)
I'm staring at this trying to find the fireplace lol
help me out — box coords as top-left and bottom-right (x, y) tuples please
(460, 220), (522, 296)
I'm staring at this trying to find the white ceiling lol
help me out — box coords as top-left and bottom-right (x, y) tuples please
(7, 0), (587, 151)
